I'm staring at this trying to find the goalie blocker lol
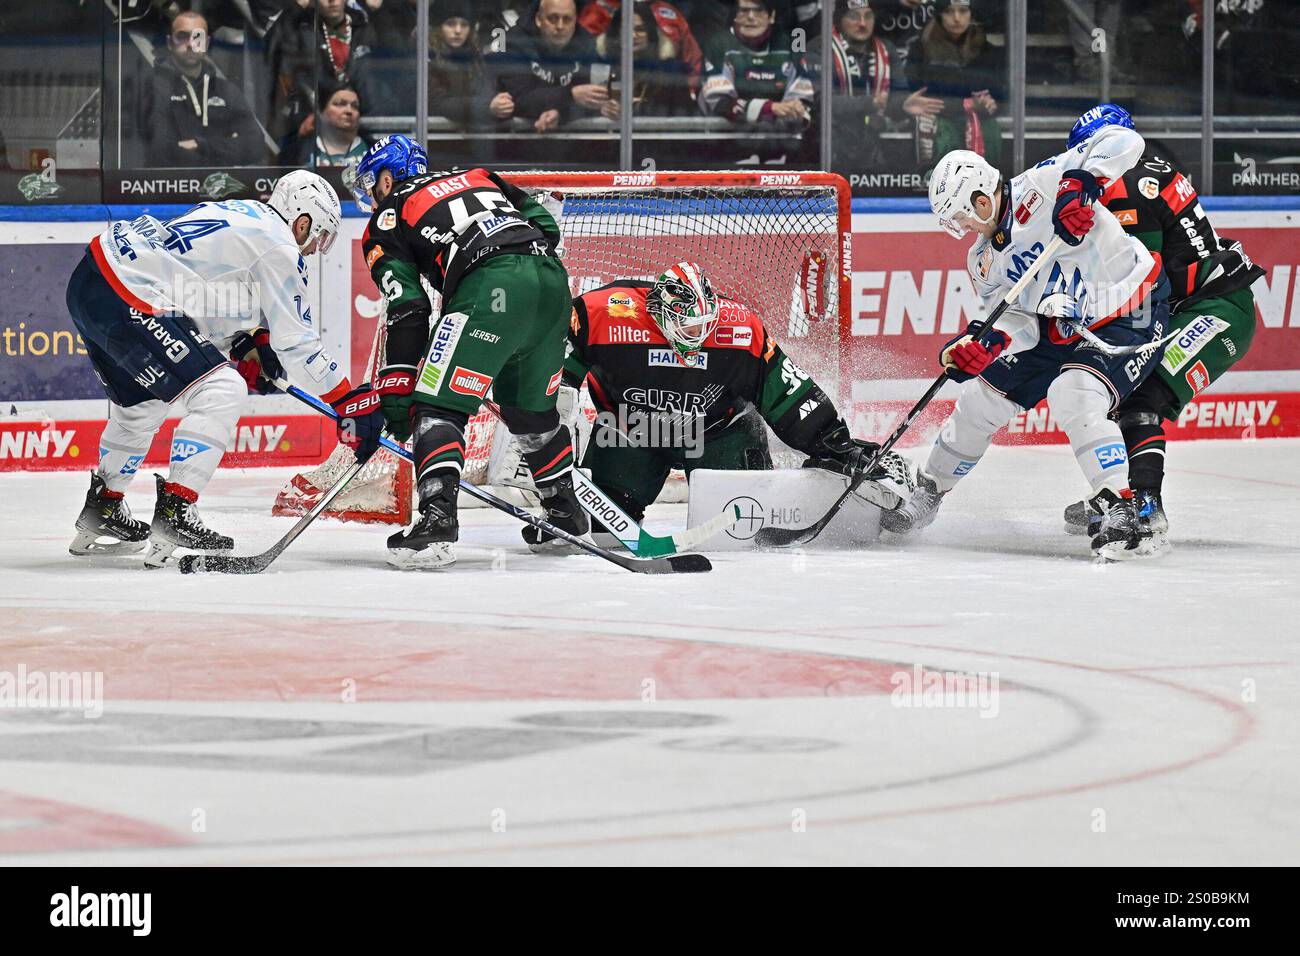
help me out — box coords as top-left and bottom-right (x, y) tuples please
(563, 268), (900, 532)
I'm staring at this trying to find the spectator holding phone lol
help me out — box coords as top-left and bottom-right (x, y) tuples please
(594, 5), (693, 117)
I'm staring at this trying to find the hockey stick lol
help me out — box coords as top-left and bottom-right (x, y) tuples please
(755, 234), (1068, 548)
(475, 397), (738, 557)
(177, 456), (367, 574)
(285, 386), (712, 574)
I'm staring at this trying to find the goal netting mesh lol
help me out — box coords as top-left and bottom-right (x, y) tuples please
(274, 172), (851, 525)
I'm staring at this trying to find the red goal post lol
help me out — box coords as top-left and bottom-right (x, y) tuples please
(273, 170), (854, 525)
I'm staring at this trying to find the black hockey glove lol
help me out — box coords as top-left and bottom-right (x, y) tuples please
(331, 384), (385, 463)
(230, 328), (284, 395)
(374, 364), (418, 442)
(802, 421), (881, 478)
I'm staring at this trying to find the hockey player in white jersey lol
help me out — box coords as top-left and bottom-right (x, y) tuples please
(884, 129), (1173, 559)
(65, 170), (385, 566)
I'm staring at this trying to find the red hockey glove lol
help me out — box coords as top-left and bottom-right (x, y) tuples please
(940, 329), (1012, 381)
(1052, 168), (1102, 246)
(331, 384), (384, 463)
(373, 364), (417, 442)
(229, 328), (284, 395)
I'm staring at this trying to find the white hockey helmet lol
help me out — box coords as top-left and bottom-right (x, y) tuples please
(929, 149), (1001, 239)
(269, 169), (342, 254)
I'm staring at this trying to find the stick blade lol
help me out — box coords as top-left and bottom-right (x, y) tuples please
(753, 522), (824, 549)
(662, 553), (712, 573)
(178, 553), (271, 575)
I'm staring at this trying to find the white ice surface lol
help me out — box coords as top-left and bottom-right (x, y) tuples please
(1, 439), (1298, 866)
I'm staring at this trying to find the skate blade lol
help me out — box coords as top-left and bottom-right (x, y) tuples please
(69, 530), (148, 556)
(386, 543), (456, 569)
(1092, 537), (1162, 561)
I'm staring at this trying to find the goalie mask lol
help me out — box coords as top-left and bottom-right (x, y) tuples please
(648, 262), (720, 360)
(929, 149), (1001, 239)
(269, 169), (341, 254)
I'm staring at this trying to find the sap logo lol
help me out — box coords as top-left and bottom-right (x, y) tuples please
(234, 424), (287, 453)
(0, 428), (75, 459)
(1006, 241), (1046, 284)
(613, 173), (655, 186)
(170, 439), (212, 463)
(104, 450), (145, 476)
(760, 174), (802, 186)
(1094, 443), (1127, 469)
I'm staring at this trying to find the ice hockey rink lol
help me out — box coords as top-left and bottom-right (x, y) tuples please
(1, 438), (1298, 866)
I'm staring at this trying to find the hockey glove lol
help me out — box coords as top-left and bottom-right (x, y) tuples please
(1052, 168), (1101, 246)
(229, 328), (284, 395)
(940, 327), (1011, 382)
(802, 420), (882, 478)
(373, 364), (417, 442)
(331, 384), (385, 463)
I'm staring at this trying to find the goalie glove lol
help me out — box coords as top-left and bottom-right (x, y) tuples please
(229, 328), (284, 395)
(801, 420), (881, 478)
(373, 364), (417, 442)
(940, 326), (1011, 382)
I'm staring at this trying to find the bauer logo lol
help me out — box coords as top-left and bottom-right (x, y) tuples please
(448, 367), (492, 397)
(170, 439), (211, 463)
(1094, 443), (1127, 469)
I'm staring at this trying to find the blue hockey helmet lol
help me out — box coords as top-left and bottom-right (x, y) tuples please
(1067, 104), (1135, 149)
(346, 134), (428, 212)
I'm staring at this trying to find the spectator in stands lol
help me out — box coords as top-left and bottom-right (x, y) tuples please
(484, 0), (607, 132)
(699, 0), (814, 136)
(594, 5), (694, 117)
(579, 1), (705, 95)
(362, 0), (421, 51)
(285, 81), (371, 166)
(478, 1), (537, 48)
(906, 0), (1001, 170)
(425, 0), (492, 127)
(141, 10), (268, 166)
(267, 0), (383, 148)
(805, 0), (942, 168)
(872, 0), (935, 69)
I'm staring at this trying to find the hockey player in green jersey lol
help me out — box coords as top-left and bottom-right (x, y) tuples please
(350, 134), (587, 568)
(1061, 106), (1265, 549)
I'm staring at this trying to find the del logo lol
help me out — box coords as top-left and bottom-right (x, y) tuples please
(448, 366), (492, 397)
(170, 439), (211, 463)
(1014, 189), (1042, 225)
(1094, 443), (1127, 468)
(1185, 360), (1211, 395)
(712, 326), (753, 348)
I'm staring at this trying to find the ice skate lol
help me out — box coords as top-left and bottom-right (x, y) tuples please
(69, 472), (150, 556)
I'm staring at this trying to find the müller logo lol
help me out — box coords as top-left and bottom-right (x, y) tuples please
(50, 886), (151, 936)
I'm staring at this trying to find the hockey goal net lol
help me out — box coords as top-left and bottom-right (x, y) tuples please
(274, 171), (852, 525)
